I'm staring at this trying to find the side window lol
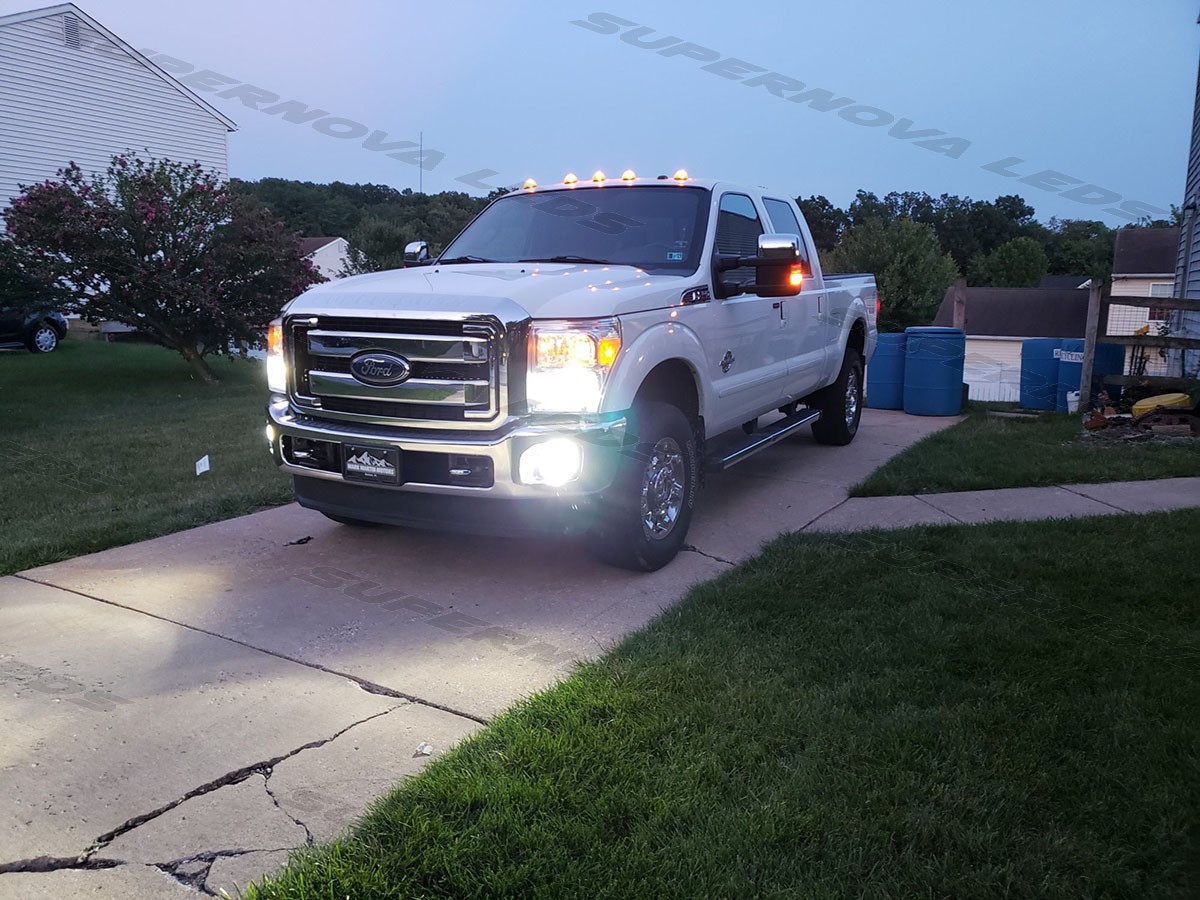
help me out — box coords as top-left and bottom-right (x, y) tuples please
(715, 193), (763, 295)
(763, 198), (812, 272)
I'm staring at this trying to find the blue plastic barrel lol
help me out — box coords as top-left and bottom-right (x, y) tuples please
(1020, 339), (1061, 410)
(866, 333), (906, 409)
(903, 326), (966, 416)
(1057, 340), (1126, 410)
(1095, 343), (1125, 402)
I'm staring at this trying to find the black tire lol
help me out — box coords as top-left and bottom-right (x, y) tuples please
(590, 401), (699, 572)
(810, 348), (864, 446)
(26, 323), (59, 354)
(321, 513), (380, 527)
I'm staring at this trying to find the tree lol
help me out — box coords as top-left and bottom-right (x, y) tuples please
(828, 218), (959, 331)
(968, 236), (1049, 287)
(795, 195), (847, 252)
(0, 235), (65, 314)
(5, 155), (323, 381)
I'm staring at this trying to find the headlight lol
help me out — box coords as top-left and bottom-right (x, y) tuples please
(528, 318), (621, 413)
(266, 318), (287, 393)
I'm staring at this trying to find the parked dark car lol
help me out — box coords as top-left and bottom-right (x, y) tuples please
(0, 308), (68, 353)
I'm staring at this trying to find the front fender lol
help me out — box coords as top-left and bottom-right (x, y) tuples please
(601, 320), (710, 417)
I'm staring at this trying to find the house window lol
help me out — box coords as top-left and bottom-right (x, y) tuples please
(1148, 283), (1173, 321)
(63, 13), (81, 49)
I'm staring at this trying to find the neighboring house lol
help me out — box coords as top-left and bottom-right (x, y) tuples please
(931, 287), (1091, 402)
(1107, 226), (1181, 336)
(299, 237), (350, 280)
(0, 3), (237, 209)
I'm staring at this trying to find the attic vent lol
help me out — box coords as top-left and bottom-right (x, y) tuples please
(63, 14), (81, 49)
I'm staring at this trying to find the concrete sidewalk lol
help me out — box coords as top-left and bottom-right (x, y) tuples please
(803, 476), (1200, 533)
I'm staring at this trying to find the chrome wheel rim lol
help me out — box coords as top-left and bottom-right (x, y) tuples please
(844, 368), (860, 428)
(640, 437), (685, 541)
(33, 327), (56, 352)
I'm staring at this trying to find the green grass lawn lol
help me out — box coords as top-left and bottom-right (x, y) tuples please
(249, 511), (1200, 899)
(0, 335), (291, 575)
(852, 401), (1200, 497)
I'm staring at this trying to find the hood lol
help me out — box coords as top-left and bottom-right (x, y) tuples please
(284, 262), (698, 321)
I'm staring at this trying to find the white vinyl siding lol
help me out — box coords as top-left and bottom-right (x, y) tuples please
(0, 11), (230, 208)
(963, 337), (1022, 402)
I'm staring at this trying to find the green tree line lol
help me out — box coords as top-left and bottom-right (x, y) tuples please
(233, 178), (1179, 330)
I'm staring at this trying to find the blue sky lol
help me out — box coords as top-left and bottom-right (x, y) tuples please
(6, 0), (1199, 223)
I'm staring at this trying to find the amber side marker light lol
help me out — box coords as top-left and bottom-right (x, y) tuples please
(789, 268), (804, 289)
(267, 321), (283, 355)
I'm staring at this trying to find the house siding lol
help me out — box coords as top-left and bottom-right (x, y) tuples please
(0, 11), (229, 208)
(1108, 276), (1176, 335)
(1176, 49), (1200, 375)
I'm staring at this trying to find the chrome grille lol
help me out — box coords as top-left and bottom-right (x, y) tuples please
(288, 317), (502, 425)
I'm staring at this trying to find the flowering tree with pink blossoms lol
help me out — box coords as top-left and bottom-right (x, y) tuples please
(4, 154), (323, 381)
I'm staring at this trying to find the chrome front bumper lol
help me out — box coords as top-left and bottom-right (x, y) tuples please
(266, 396), (627, 500)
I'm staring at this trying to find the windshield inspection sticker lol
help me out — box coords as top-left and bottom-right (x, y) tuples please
(667, 251), (684, 261)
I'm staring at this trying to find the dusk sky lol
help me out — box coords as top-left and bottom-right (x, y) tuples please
(5, 0), (1198, 224)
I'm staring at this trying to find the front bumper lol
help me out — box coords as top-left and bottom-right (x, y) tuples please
(266, 396), (627, 503)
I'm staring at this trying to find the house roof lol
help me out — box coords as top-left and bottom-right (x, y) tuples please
(1112, 226), (1180, 276)
(0, 3), (238, 132)
(298, 236), (344, 256)
(1038, 274), (1092, 289)
(931, 287), (1090, 339)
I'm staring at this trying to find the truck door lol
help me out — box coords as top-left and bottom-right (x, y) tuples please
(762, 197), (828, 399)
(705, 192), (790, 432)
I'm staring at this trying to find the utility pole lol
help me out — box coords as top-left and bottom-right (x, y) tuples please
(419, 132), (423, 194)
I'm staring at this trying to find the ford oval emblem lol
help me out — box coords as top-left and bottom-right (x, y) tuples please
(349, 351), (412, 386)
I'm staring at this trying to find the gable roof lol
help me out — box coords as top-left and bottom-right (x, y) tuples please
(298, 236), (345, 256)
(932, 287), (1090, 338)
(0, 3), (237, 132)
(1112, 226), (1180, 276)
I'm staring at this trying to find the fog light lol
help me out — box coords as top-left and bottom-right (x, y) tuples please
(519, 439), (582, 487)
(265, 424), (275, 444)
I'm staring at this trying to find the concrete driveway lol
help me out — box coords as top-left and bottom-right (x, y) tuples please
(0, 409), (952, 898)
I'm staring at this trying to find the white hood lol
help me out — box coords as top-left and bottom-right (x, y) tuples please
(285, 262), (697, 321)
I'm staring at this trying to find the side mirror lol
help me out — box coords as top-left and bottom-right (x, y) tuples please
(403, 241), (430, 265)
(752, 233), (804, 298)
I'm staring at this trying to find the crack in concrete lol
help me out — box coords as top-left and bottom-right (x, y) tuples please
(0, 855), (124, 874)
(912, 494), (968, 525)
(681, 544), (737, 567)
(262, 769), (314, 846)
(79, 706), (402, 862)
(13, 574), (490, 727)
(153, 847), (294, 897)
(797, 496), (850, 533)
(1057, 484), (1130, 513)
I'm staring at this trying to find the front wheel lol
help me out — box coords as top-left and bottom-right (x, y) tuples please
(590, 401), (699, 572)
(26, 323), (59, 354)
(810, 349), (864, 446)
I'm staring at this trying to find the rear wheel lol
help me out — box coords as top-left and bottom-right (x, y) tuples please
(26, 323), (59, 354)
(810, 349), (864, 446)
(590, 401), (698, 571)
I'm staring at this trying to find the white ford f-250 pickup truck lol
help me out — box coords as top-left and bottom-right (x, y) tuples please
(266, 170), (877, 570)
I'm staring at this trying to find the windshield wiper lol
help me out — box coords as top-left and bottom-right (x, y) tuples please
(436, 255), (496, 265)
(518, 255), (610, 265)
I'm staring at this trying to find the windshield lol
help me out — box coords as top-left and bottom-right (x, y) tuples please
(438, 185), (710, 273)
